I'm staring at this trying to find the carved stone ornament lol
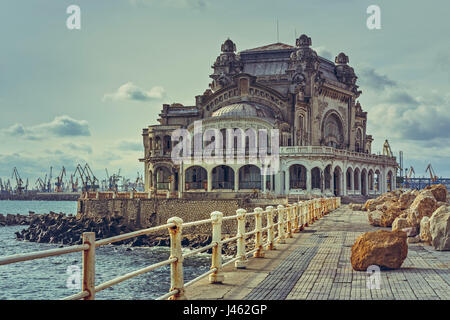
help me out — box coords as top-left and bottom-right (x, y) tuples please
(313, 71), (325, 96)
(209, 38), (243, 91)
(334, 52), (359, 94)
(288, 34), (320, 75)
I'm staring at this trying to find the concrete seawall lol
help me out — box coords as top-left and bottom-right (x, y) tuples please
(0, 192), (81, 201)
(77, 198), (285, 235)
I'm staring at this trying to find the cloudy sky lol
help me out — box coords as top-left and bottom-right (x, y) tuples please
(0, 0), (449, 187)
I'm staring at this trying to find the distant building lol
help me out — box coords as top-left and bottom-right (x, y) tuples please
(141, 35), (397, 197)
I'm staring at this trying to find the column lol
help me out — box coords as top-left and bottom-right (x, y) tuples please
(364, 172), (368, 196)
(306, 169), (311, 195)
(285, 170), (290, 195)
(274, 171), (282, 195)
(207, 168), (212, 192)
(343, 170), (347, 196)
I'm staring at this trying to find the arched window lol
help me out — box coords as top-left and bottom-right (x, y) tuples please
(185, 166), (207, 190)
(311, 167), (321, 189)
(289, 165), (307, 190)
(355, 128), (362, 152)
(297, 115), (304, 146)
(212, 165), (235, 190)
(239, 165), (261, 189)
(323, 113), (344, 149)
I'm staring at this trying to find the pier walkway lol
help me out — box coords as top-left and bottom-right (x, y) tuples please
(185, 206), (450, 300)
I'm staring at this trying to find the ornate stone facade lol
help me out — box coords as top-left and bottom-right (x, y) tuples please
(141, 35), (397, 198)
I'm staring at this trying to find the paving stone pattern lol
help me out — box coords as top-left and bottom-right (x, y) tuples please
(244, 206), (450, 300)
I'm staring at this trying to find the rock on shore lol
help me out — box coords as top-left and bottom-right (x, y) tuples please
(429, 205), (450, 251)
(362, 184), (450, 251)
(12, 212), (241, 256)
(351, 230), (408, 271)
(0, 212), (35, 226)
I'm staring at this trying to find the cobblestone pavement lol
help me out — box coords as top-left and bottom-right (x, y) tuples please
(244, 206), (450, 300)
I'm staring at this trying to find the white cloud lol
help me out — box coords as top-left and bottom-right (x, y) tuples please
(359, 68), (397, 91)
(314, 46), (333, 61)
(1, 116), (91, 140)
(116, 139), (143, 151)
(103, 82), (166, 102)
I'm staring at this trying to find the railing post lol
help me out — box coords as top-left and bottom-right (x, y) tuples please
(209, 211), (224, 283)
(253, 207), (264, 258)
(82, 232), (95, 300)
(302, 202), (308, 228)
(286, 204), (293, 238)
(265, 206), (275, 250)
(300, 202), (305, 230)
(293, 202), (300, 233)
(167, 217), (185, 300)
(309, 201), (314, 224)
(315, 199), (319, 220)
(235, 209), (248, 269)
(277, 205), (286, 244)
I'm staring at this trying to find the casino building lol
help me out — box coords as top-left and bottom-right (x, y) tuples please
(140, 35), (397, 198)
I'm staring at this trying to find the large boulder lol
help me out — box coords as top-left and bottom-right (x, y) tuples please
(350, 204), (363, 211)
(406, 190), (438, 226)
(419, 216), (431, 244)
(363, 199), (377, 212)
(380, 204), (404, 227)
(351, 230), (408, 271)
(429, 205), (450, 251)
(376, 200), (398, 213)
(368, 210), (383, 226)
(392, 217), (410, 231)
(399, 191), (416, 210)
(363, 192), (399, 212)
(423, 184), (447, 202)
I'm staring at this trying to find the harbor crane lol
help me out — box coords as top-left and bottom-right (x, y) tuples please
(134, 172), (144, 191)
(35, 177), (46, 192)
(55, 166), (66, 192)
(0, 178), (7, 194)
(5, 179), (12, 193)
(69, 174), (79, 192)
(74, 163), (99, 192)
(46, 167), (53, 193)
(121, 177), (130, 192)
(404, 166), (415, 188)
(11, 167), (25, 194)
(105, 168), (121, 191)
(382, 140), (394, 157)
(425, 164), (438, 184)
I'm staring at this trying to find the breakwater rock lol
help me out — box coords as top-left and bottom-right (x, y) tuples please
(13, 213), (242, 256)
(0, 212), (35, 226)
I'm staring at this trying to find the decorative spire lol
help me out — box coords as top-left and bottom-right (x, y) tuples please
(221, 38), (236, 53)
(209, 38), (242, 92)
(296, 34), (312, 48)
(335, 52), (349, 65)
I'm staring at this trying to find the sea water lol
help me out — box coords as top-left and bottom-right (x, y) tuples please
(0, 201), (210, 300)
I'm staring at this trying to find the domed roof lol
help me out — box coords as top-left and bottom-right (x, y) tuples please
(211, 103), (275, 120)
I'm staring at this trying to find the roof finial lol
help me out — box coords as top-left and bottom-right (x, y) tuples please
(296, 34), (311, 48)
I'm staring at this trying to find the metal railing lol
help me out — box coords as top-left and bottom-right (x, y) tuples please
(279, 146), (397, 163)
(0, 197), (341, 300)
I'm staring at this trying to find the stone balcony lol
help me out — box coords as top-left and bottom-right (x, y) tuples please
(280, 146), (397, 166)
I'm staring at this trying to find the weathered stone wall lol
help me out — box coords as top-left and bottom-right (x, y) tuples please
(0, 192), (81, 201)
(77, 198), (269, 235)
